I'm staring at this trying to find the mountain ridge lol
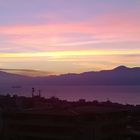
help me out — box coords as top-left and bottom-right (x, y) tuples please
(0, 66), (140, 86)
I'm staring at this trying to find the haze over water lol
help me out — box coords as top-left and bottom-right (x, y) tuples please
(0, 85), (140, 105)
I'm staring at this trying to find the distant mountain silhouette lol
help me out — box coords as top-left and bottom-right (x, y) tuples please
(113, 65), (128, 70)
(0, 71), (30, 86)
(0, 66), (140, 86)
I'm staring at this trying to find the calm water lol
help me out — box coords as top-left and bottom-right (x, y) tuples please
(0, 86), (140, 105)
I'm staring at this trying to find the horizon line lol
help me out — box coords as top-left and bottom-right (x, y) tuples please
(0, 65), (139, 77)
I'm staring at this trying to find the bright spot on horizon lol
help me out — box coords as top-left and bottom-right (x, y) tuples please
(0, 49), (140, 58)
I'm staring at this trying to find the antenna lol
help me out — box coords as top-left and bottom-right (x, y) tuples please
(32, 88), (35, 97)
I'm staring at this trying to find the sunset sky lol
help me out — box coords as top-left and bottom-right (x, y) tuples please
(0, 0), (140, 75)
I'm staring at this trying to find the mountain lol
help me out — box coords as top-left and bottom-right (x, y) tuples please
(0, 71), (30, 86)
(0, 66), (140, 86)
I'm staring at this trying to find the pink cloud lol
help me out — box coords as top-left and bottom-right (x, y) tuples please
(0, 12), (140, 52)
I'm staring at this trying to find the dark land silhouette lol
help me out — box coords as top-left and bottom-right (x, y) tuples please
(0, 94), (140, 140)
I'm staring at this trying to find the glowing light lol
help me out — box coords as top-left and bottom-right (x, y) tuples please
(0, 49), (140, 58)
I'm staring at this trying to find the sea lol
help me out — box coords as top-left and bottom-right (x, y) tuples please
(0, 85), (140, 105)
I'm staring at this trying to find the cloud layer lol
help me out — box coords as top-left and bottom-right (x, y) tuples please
(0, 0), (140, 74)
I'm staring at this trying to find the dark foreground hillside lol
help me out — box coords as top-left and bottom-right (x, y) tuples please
(0, 94), (140, 140)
